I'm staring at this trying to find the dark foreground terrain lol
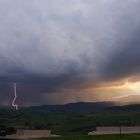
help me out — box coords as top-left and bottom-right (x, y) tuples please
(38, 134), (140, 140)
(1, 134), (140, 140)
(0, 135), (139, 140)
(0, 103), (140, 135)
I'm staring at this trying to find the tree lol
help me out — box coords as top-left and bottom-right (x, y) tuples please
(6, 126), (17, 135)
(0, 125), (17, 136)
(0, 125), (7, 136)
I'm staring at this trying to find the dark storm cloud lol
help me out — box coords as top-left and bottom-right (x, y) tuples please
(0, 0), (140, 105)
(103, 30), (140, 81)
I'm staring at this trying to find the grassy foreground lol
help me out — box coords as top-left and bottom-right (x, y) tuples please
(38, 134), (140, 140)
(1, 107), (140, 135)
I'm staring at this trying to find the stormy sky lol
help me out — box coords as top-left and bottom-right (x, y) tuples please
(0, 0), (140, 106)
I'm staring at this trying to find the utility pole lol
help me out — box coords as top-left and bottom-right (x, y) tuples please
(120, 125), (122, 138)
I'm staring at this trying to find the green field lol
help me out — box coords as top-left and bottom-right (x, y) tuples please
(38, 134), (140, 140)
(0, 105), (140, 135)
(0, 109), (140, 135)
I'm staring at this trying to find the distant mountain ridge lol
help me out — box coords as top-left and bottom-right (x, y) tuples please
(1, 102), (140, 112)
(25, 102), (116, 112)
(108, 104), (140, 111)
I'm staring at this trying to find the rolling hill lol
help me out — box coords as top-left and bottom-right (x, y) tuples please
(26, 102), (115, 112)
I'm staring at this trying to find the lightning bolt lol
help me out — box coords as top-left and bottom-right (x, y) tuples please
(12, 82), (18, 110)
